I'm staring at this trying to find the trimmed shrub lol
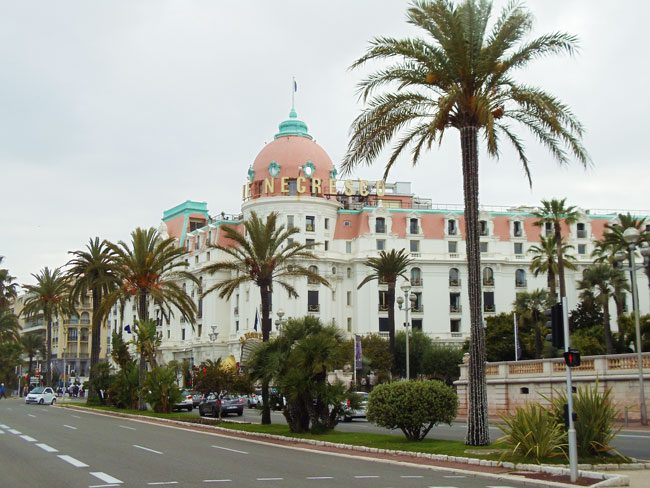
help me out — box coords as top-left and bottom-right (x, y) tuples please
(143, 365), (182, 413)
(367, 380), (457, 440)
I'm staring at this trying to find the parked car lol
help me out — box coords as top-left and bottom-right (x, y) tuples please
(173, 390), (194, 412)
(198, 393), (245, 417)
(246, 389), (262, 408)
(341, 391), (369, 422)
(25, 386), (56, 405)
(188, 390), (203, 407)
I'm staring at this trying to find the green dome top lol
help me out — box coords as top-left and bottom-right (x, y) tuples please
(274, 108), (312, 140)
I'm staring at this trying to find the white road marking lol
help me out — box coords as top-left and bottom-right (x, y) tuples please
(28, 414), (36, 418)
(119, 425), (136, 430)
(0, 424), (9, 428)
(134, 444), (163, 454)
(88, 484), (121, 488)
(401, 475), (424, 478)
(306, 477), (333, 480)
(256, 478), (283, 481)
(211, 445), (248, 454)
(71, 414), (81, 419)
(203, 481), (232, 483)
(444, 475), (467, 478)
(0, 430), (4, 434)
(64, 424), (78, 430)
(486, 486), (518, 488)
(147, 483), (178, 486)
(20, 435), (37, 442)
(90, 472), (123, 484)
(354, 475), (379, 479)
(57, 454), (89, 467)
(8, 429), (21, 434)
(618, 434), (650, 438)
(36, 443), (58, 453)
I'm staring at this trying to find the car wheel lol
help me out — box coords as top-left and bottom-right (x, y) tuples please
(199, 408), (205, 417)
(39, 398), (44, 405)
(187, 405), (192, 412)
(343, 416), (352, 422)
(237, 410), (243, 416)
(51, 398), (56, 405)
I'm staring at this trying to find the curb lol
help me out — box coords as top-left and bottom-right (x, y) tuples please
(62, 405), (642, 487)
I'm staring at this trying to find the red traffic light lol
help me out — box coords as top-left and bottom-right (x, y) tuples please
(563, 349), (581, 367)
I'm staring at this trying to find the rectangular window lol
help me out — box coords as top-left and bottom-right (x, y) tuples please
(448, 219), (457, 235)
(235, 320), (239, 331)
(347, 317), (352, 332)
(376, 239), (386, 251)
(68, 328), (78, 340)
(483, 291), (495, 312)
(545, 222), (553, 236)
(287, 215), (295, 229)
(379, 317), (390, 332)
(375, 217), (386, 233)
(331, 290), (336, 301)
(346, 241), (352, 253)
(288, 179), (297, 196)
(410, 240), (419, 253)
(409, 218), (419, 234)
(448, 240), (457, 253)
(206, 251), (210, 261)
(324, 218), (329, 230)
(324, 240), (329, 251)
(197, 324), (202, 338)
(167, 330), (170, 339)
(347, 267), (352, 278)
(577, 222), (586, 238)
(306, 238), (315, 249)
(450, 292), (461, 313)
(195, 255), (199, 264)
(307, 290), (319, 312)
(480, 242), (488, 253)
(450, 319), (461, 334)
(346, 291), (352, 306)
(578, 244), (587, 255)
(306, 216), (315, 232)
(181, 329), (186, 341)
(412, 292), (423, 312)
(513, 221), (522, 237)
(411, 318), (422, 331)
(378, 290), (388, 311)
(479, 220), (489, 236)
(514, 242), (523, 255)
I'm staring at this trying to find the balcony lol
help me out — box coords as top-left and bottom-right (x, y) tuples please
(515, 280), (527, 288)
(449, 278), (461, 287)
(483, 278), (494, 286)
(410, 252), (421, 258)
(450, 305), (462, 314)
(378, 304), (389, 312)
(577, 229), (587, 238)
(306, 224), (315, 232)
(484, 305), (496, 313)
(308, 304), (320, 312)
(375, 225), (386, 234)
(411, 278), (423, 286)
(412, 305), (424, 313)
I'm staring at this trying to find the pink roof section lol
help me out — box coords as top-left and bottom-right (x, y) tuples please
(492, 216), (510, 241)
(164, 213), (207, 241)
(334, 214), (368, 239)
(421, 214), (445, 239)
(590, 219), (608, 240)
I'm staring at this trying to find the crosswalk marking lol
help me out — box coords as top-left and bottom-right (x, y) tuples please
(90, 472), (123, 484)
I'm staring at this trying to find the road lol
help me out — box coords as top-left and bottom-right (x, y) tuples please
(219, 407), (650, 461)
(0, 398), (530, 488)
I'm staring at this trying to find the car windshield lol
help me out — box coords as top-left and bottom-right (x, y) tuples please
(30, 387), (45, 394)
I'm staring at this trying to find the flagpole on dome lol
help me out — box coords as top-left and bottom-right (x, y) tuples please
(291, 76), (297, 111)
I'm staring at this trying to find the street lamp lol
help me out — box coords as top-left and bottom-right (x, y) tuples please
(275, 309), (287, 331)
(208, 326), (219, 342)
(620, 227), (648, 425)
(396, 284), (417, 380)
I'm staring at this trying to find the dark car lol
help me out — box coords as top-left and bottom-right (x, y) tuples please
(198, 393), (245, 417)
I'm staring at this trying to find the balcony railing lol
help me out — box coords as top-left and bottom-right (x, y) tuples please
(411, 278), (423, 286)
(378, 304), (389, 312)
(515, 280), (527, 288)
(483, 278), (494, 286)
(308, 304), (320, 312)
(577, 229), (587, 238)
(450, 305), (462, 313)
(412, 305), (424, 313)
(306, 224), (315, 232)
(375, 226), (386, 234)
(409, 226), (420, 234)
(484, 305), (496, 313)
(449, 278), (461, 287)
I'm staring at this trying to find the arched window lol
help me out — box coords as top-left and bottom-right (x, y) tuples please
(308, 265), (319, 284)
(80, 312), (90, 325)
(515, 269), (527, 287)
(482, 267), (494, 286)
(449, 268), (460, 286)
(411, 267), (422, 286)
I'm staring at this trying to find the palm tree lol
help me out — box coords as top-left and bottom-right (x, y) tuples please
(21, 267), (72, 385)
(20, 331), (45, 376)
(0, 308), (20, 342)
(342, 0), (588, 445)
(0, 256), (19, 310)
(513, 289), (551, 358)
(358, 249), (413, 364)
(528, 234), (577, 300)
(202, 210), (329, 425)
(577, 264), (629, 354)
(532, 198), (580, 301)
(132, 319), (161, 369)
(66, 237), (120, 399)
(104, 227), (197, 409)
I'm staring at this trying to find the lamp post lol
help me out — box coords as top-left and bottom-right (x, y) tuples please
(62, 327), (67, 391)
(275, 309), (286, 331)
(621, 227), (648, 425)
(396, 284), (417, 380)
(208, 326), (219, 343)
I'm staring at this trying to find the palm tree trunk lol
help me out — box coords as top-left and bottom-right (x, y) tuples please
(602, 299), (614, 354)
(260, 284), (272, 425)
(46, 315), (53, 386)
(555, 224), (567, 300)
(548, 269), (557, 302)
(387, 282), (396, 369)
(460, 126), (489, 446)
(137, 292), (148, 410)
(88, 287), (102, 402)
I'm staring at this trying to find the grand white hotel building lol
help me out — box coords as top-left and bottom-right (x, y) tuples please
(129, 109), (649, 367)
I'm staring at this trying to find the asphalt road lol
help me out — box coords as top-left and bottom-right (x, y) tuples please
(0, 398), (531, 488)
(216, 406), (650, 461)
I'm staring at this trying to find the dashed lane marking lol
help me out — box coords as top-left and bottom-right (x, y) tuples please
(203, 481), (232, 483)
(211, 445), (248, 454)
(8, 429), (21, 434)
(0, 424), (9, 428)
(71, 414), (82, 419)
(58, 454), (89, 467)
(306, 477), (334, 480)
(401, 475), (424, 478)
(64, 424), (78, 430)
(36, 443), (58, 453)
(444, 476), (467, 478)
(28, 414), (36, 418)
(147, 482), (178, 486)
(256, 478), (283, 481)
(20, 435), (37, 442)
(354, 475), (380, 479)
(134, 444), (163, 454)
(119, 425), (136, 430)
(90, 472), (123, 484)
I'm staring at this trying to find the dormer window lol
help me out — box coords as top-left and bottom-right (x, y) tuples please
(306, 216), (315, 232)
(375, 217), (386, 234)
(513, 221), (522, 237)
(448, 219), (457, 236)
(576, 222), (587, 239)
(479, 220), (489, 236)
(544, 222), (553, 236)
(409, 218), (419, 234)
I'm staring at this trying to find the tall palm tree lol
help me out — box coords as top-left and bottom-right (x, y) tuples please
(513, 289), (551, 358)
(104, 227), (197, 409)
(577, 264), (629, 354)
(21, 267), (72, 385)
(132, 319), (161, 369)
(532, 198), (580, 301)
(528, 234), (577, 300)
(0, 256), (19, 310)
(358, 249), (413, 364)
(202, 210), (329, 425)
(66, 237), (120, 399)
(20, 331), (45, 376)
(342, 0), (588, 445)
(0, 308), (20, 342)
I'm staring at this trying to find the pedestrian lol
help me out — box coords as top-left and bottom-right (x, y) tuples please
(0, 383), (6, 399)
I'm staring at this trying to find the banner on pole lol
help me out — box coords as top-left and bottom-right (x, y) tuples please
(354, 335), (363, 370)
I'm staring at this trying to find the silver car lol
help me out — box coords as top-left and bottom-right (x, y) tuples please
(341, 391), (369, 422)
(25, 387), (56, 405)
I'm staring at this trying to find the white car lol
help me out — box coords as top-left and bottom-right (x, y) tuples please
(25, 387), (56, 405)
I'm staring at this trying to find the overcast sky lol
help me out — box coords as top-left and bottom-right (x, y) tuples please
(2, 1), (649, 287)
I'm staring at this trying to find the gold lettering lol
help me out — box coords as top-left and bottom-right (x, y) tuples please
(329, 179), (337, 195)
(312, 177), (321, 195)
(263, 177), (274, 194)
(281, 177), (289, 194)
(376, 180), (386, 197)
(344, 179), (354, 196)
(359, 179), (369, 196)
(297, 176), (306, 194)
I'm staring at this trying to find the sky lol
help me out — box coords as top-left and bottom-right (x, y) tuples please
(1, 0), (649, 287)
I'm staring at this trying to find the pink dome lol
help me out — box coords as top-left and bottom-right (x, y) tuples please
(252, 136), (334, 183)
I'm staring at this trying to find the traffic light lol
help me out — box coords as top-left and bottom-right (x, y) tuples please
(545, 303), (564, 349)
(563, 349), (581, 367)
